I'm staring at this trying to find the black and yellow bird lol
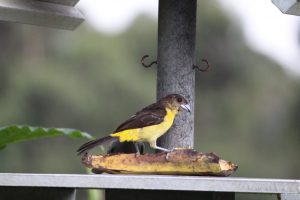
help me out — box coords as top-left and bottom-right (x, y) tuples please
(77, 94), (190, 155)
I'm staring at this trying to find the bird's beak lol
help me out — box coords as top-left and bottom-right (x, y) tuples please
(180, 104), (191, 112)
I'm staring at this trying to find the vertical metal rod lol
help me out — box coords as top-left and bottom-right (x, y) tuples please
(157, 0), (197, 149)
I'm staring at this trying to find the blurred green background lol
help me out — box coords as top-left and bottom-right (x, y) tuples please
(0, 0), (299, 199)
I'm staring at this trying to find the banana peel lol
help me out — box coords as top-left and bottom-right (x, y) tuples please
(82, 148), (238, 176)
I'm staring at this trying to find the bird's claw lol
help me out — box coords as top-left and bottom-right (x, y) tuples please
(134, 152), (141, 158)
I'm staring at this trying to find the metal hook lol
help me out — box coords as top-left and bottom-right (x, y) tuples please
(193, 59), (211, 72)
(141, 55), (157, 68)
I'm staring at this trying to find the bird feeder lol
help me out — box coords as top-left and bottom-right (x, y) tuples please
(1, 1), (299, 200)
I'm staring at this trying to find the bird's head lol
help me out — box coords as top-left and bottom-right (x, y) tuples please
(160, 94), (191, 112)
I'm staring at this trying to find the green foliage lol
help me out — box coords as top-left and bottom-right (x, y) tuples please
(0, 125), (93, 150)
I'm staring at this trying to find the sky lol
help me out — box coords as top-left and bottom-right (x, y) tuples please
(78, 0), (300, 75)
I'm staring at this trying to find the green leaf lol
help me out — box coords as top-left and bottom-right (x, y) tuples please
(0, 125), (94, 150)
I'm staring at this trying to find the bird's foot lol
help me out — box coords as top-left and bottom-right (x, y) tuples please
(134, 151), (141, 158)
(155, 146), (171, 153)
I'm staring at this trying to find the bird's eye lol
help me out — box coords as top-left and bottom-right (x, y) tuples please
(177, 97), (182, 103)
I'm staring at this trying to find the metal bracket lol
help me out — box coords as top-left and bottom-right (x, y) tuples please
(279, 193), (300, 200)
(272, 0), (300, 16)
(0, 0), (84, 30)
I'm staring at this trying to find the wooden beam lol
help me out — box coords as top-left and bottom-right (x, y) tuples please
(0, 0), (84, 30)
(272, 0), (300, 16)
(0, 173), (299, 194)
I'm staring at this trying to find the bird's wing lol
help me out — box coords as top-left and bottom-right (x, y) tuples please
(114, 102), (166, 133)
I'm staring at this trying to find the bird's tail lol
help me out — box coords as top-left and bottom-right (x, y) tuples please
(77, 136), (118, 155)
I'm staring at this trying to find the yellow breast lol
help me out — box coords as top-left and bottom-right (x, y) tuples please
(111, 108), (177, 143)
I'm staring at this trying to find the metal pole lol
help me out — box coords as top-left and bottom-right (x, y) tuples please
(157, 0), (197, 149)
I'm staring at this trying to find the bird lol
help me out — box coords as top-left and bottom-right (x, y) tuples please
(77, 94), (191, 155)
